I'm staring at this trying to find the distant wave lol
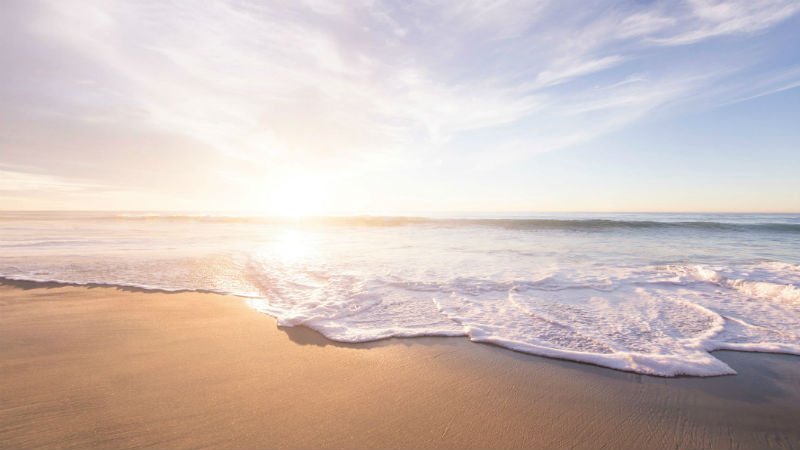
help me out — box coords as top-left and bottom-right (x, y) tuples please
(93, 216), (800, 233)
(433, 218), (800, 233)
(1, 213), (798, 232)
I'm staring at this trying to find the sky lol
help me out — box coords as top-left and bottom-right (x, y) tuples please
(1, 0), (799, 214)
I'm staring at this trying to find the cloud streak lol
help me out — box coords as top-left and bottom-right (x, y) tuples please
(0, 0), (798, 210)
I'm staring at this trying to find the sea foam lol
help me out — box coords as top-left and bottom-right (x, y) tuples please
(1, 212), (799, 376)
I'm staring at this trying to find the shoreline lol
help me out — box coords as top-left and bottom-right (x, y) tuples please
(2, 283), (799, 449)
(3, 276), (794, 379)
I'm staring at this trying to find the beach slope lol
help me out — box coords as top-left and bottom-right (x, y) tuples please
(1, 284), (799, 449)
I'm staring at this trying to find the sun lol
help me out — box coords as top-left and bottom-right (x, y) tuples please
(266, 173), (329, 217)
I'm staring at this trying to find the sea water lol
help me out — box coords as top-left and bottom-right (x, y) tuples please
(1, 211), (798, 376)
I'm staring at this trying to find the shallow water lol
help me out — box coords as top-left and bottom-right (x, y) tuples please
(2, 211), (799, 376)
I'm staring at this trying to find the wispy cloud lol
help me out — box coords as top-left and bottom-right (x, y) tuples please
(0, 0), (798, 210)
(0, 169), (96, 193)
(651, 0), (800, 45)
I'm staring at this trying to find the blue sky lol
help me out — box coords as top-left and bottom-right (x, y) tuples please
(0, 0), (799, 212)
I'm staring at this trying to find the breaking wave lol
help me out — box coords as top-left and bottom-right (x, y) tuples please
(2, 211), (799, 376)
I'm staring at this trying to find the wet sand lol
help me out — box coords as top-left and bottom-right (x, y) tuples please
(1, 283), (799, 449)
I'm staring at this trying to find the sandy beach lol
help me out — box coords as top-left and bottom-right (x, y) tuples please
(4, 0), (800, 447)
(1, 282), (799, 450)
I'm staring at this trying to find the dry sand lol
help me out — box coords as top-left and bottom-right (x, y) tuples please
(1, 282), (799, 449)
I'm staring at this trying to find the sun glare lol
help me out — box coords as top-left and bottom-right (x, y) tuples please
(266, 173), (329, 217)
(271, 230), (316, 264)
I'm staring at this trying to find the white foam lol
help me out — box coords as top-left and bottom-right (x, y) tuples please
(1, 212), (799, 377)
(238, 259), (800, 376)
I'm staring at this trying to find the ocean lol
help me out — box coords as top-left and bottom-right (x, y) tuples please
(2, 211), (799, 376)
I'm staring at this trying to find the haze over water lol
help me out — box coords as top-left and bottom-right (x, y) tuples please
(2, 211), (799, 376)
